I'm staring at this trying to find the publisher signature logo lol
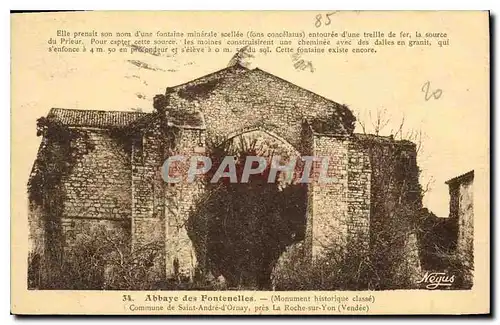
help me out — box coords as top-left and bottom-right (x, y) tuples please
(416, 272), (455, 289)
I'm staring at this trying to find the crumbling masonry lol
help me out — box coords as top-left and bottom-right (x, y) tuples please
(28, 64), (425, 288)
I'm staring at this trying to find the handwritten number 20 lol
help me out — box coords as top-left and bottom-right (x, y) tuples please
(422, 81), (443, 101)
(315, 13), (334, 28)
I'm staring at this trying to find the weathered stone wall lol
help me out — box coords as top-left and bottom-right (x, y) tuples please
(162, 66), (362, 273)
(61, 129), (132, 220)
(419, 173), (473, 288)
(308, 134), (349, 258)
(164, 126), (206, 280)
(131, 121), (165, 246)
(130, 120), (167, 280)
(28, 202), (46, 256)
(347, 141), (371, 249)
(29, 66), (428, 289)
(167, 66), (354, 151)
(307, 134), (372, 259)
(394, 232), (422, 287)
(27, 202), (47, 289)
(357, 135), (423, 288)
(456, 179), (474, 268)
(47, 129), (137, 287)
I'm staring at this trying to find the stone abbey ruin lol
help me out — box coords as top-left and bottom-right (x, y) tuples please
(27, 64), (473, 290)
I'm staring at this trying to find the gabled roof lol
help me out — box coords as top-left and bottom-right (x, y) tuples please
(47, 108), (148, 129)
(168, 62), (249, 93)
(45, 64), (354, 133)
(167, 63), (344, 109)
(45, 107), (205, 130)
(445, 170), (474, 186)
(166, 64), (356, 135)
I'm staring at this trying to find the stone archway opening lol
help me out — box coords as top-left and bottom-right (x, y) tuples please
(186, 129), (308, 289)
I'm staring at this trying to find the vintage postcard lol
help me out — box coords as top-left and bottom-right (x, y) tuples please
(11, 11), (490, 315)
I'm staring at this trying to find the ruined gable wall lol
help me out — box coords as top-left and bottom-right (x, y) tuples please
(168, 69), (354, 151)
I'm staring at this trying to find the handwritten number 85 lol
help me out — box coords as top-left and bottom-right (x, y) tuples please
(315, 13), (335, 28)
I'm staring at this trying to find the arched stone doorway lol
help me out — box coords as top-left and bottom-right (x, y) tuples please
(186, 128), (308, 289)
(159, 65), (372, 288)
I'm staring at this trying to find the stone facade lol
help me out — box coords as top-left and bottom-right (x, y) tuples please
(129, 120), (166, 280)
(28, 63), (423, 288)
(415, 171), (474, 289)
(346, 140), (371, 248)
(167, 64), (354, 149)
(307, 134), (371, 258)
(61, 129), (132, 220)
(446, 170), (474, 284)
(164, 127), (207, 280)
(446, 171), (474, 262)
